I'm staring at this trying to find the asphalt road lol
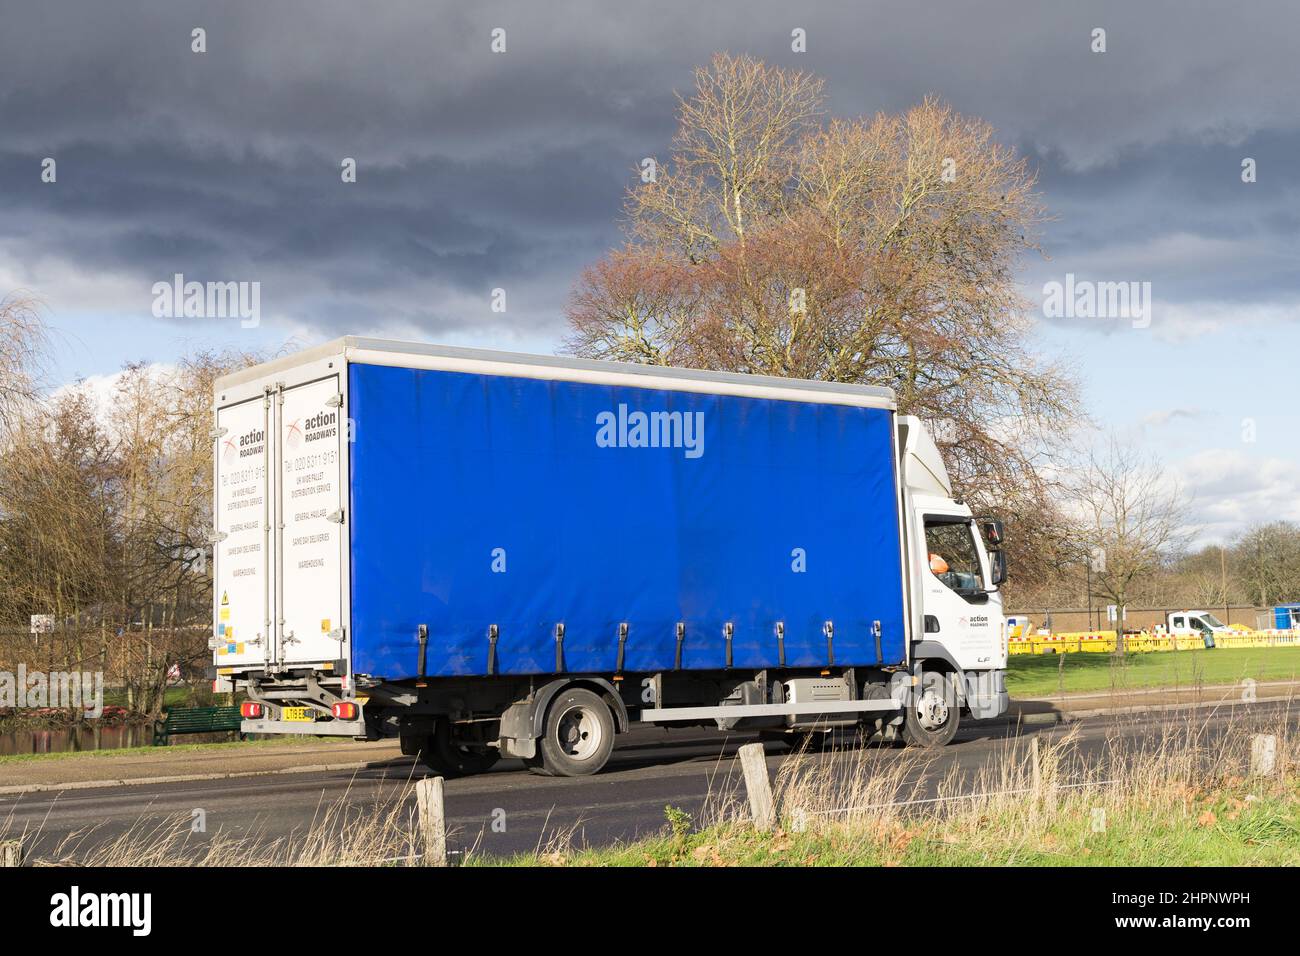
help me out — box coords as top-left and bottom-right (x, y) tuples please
(2, 700), (1293, 863)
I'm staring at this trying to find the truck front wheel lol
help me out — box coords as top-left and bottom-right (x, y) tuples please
(901, 671), (961, 748)
(529, 688), (615, 777)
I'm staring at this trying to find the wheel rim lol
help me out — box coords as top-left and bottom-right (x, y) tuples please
(554, 704), (603, 761)
(915, 690), (950, 731)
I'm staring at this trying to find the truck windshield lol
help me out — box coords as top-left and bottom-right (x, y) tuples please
(924, 518), (984, 595)
(1202, 614), (1225, 628)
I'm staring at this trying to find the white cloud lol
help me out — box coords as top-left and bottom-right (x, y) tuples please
(1149, 299), (1300, 344)
(1173, 448), (1300, 546)
(1142, 408), (1203, 428)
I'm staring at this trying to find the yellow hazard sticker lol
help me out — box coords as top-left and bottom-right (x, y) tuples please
(221, 591), (229, 606)
(321, 618), (331, 633)
(220, 608), (230, 621)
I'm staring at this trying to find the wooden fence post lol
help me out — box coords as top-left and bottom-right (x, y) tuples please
(416, 776), (448, 866)
(738, 742), (776, 832)
(0, 839), (23, 868)
(1250, 734), (1278, 776)
(1029, 736), (1057, 818)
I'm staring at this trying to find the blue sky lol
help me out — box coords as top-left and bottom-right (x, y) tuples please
(5, 0), (1298, 545)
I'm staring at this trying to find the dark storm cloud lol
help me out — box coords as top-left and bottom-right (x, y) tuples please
(0, 0), (1296, 344)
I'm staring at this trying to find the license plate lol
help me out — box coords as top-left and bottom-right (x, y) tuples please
(281, 707), (316, 722)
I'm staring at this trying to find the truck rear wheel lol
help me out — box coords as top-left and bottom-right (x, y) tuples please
(901, 672), (961, 748)
(529, 688), (615, 777)
(418, 719), (500, 778)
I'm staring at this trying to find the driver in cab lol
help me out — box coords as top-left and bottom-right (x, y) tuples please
(929, 551), (981, 593)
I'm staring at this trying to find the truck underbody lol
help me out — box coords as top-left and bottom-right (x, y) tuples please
(237, 658), (1008, 777)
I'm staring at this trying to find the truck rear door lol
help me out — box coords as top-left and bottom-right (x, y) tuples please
(276, 375), (347, 667)
(213, 395), (272, 670)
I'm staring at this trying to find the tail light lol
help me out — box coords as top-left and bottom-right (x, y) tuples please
(331, 701), (358, 720)
(240, 701), (263, 719)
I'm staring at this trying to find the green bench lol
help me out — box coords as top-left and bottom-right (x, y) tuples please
(153, 705), (247, 746)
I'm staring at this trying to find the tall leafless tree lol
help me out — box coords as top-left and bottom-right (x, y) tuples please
(0, 293), (48, 438)
(566, 54), (1081, 587)
(1235, 522), (1300, 608)
(0, 336), (260, 716)
(1069, 439), (1187, 649)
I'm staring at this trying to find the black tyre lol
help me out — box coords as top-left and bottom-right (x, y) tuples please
(900, 670), (961, 748)
(531, 688), (616, 777)
(858, 682), (899, 743)
(417, 718), (500, 778)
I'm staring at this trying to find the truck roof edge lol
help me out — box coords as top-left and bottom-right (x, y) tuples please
(214, 336), (897, 409)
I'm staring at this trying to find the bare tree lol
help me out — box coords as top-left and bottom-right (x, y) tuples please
(1234, 522), (1300, 608)
(108, 352), (259, 715)
(0, 293), (48, 437)
(0, 344), (261, 716)
(1070, 439), (1187, 649)
(567, 54), (1081, 578)
(1182, 568), (1231, 611)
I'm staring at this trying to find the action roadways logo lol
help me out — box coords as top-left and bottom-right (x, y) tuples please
(222, 427), (265, 465)
(285, 410), (337, 449)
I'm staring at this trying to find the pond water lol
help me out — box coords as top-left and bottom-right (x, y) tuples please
(0, 723), (155, 756)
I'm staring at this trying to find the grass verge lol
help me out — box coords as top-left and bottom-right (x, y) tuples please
(490, 781), (1299, 866)
(1007, 646), (1300, 698)
(0, 735), (344, 765)
(482, 714), (1300, 867)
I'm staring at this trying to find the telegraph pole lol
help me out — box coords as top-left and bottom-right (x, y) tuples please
(1221, 544), (1230, 625)
(1085, 555), (1093, 631)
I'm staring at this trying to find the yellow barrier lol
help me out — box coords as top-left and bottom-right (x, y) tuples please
(1007, 627), (1300, 655)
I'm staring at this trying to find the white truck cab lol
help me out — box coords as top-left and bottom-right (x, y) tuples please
(899, 416), (1008, 725)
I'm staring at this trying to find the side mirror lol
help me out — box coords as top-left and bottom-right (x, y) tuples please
(981, 519), (1005, 547)
(990, 549), (1007, 587)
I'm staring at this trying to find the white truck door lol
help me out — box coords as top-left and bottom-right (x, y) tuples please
(920, 514), (998, 669)
(213, 395), (273, 669)
(276, 376), (347, 667)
